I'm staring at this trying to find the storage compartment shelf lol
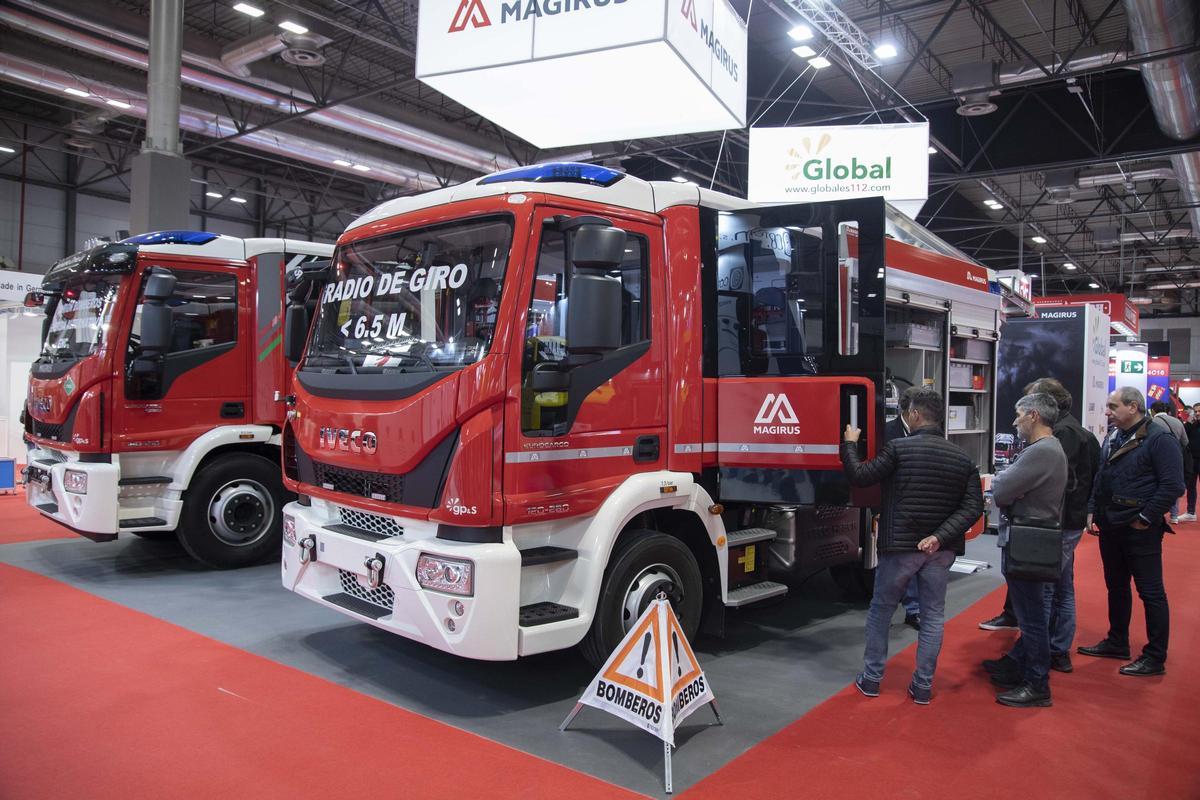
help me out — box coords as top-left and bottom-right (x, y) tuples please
(949, 357), (990, 365)
(887, 343), (942, 352)
(949, 388), (988, 394)
(949, 428), (988, 435)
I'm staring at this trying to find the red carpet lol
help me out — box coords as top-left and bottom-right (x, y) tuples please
(0, 563), (640, 800)
(681, 521), (1200, 800)
(0, 493), (75, 544)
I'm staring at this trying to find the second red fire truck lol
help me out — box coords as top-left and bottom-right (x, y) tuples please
(279, 164), (998, 663)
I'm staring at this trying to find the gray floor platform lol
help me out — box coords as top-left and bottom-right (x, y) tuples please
(0, 534), (1006, 796)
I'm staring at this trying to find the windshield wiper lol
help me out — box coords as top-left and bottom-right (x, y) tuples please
(302, 355), (359, 374)
(383, 352), (435, 373)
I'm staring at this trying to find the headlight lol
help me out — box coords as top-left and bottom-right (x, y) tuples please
(64, 469), (88, 494)
(415, 554), (474, 596)
(282, 513), (296, 546)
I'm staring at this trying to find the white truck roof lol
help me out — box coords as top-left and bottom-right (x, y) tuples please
(127, 232), (334, 261)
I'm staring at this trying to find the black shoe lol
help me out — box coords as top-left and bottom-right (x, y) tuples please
(979, 613), (1019, 631)
(904, 613), (921, 631)
(996, 683), (1052, 708)
(982, 655), (1020, 675)
(1077, 639), (1131, 660)
(1050, 653), (1073, 673)
(1118, 656), (1166, 677)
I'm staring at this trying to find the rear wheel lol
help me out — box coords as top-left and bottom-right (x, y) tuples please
(830, 563), (875, 599)
(580, 531), (703, 668)
(178, 453), (285, 569)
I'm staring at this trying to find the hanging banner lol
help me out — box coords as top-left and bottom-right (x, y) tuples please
(417, 0), (747, 148)
(1033, 293), (1139, 337)
(574, 598), (715, 746)
(1146, 342), (1171, 405)
(747, 122), (930, 204)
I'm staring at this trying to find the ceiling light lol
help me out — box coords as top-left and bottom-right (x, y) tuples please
(874, 43), (898, 60)
(792, 45), (816, 58)
(106, 99), (132, 109)
(278, 20), (308, 35)
(927, 146), (937, 155)
(1088, 282), (1100, 288)
(671, 175), (689, 183)
(230, 196), (248, 204)
(0, 145), (15, 154)
(788, 25), (814, 42)
(1063, 263), (1076, 270)
(984, 200), (1002, 209)
(233, 2), (265, 17)
(64, 87), (90, 98)
(1031, 236), (1046, 244)
(205, 191), (223, 199)
(351, 163), (371, 172)
(333, 159), (353, 167)
(808, 56), (832, 70)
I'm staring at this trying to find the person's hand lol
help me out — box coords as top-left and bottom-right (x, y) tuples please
(917, 536), (940, 553)
(1131, 518), (1150, 530)
(1086, 513), (1100, 536)
(844, 424), (861, 443)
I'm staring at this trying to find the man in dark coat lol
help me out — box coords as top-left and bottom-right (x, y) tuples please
(885, 386), (921, 630)
(1184, 404), (1200, 521)
(842, 386), (983, 704)
(1079, 387), (1184, 677)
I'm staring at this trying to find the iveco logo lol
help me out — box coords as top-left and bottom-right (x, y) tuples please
(318, 427), (378, 455)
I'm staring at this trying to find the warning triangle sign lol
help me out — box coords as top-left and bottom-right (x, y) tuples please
(572, 598), (717, 746)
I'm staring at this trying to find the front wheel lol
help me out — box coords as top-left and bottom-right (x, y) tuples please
(178, 453), (286, 569)
(580, 531), (703, 669)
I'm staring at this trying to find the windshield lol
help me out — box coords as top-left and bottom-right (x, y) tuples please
(305, 216), (513, 373)
(41, 274), (123, 361)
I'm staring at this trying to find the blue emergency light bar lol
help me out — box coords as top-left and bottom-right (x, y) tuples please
(122, 230), (220, 245)
(478, 162), (624, 188)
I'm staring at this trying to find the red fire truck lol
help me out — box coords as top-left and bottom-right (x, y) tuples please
(279, 164), (999, 663)
(23, 231), (332, 568)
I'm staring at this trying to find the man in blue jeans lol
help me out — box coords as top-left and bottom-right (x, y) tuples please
(842, 387), (983, 704)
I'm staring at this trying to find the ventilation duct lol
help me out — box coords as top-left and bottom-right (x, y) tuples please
(0, 51), (441, 192)
(952, 45), (1132, 116)
(220, 32), (290, 77)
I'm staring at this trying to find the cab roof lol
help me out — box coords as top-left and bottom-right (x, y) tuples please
(120, 230), (334, 260)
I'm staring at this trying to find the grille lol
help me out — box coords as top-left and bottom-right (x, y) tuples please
(338, 507), (403, 539)
(42, 449), (68, 463)
(338, 569), (395, 611)
(283, 425), (298, 481)
(32, 420), (65, 441)
(313, 461), (404, 503)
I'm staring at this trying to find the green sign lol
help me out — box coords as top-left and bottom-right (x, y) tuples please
(1120, 360), (1144, 374)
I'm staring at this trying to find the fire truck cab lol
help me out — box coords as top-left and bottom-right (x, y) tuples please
(280, 164), (999, 662)
(23, 231), (333, 568)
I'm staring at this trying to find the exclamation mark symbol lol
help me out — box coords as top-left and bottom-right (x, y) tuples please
(672, 632), (683, 678)
(636, 632), (652, 679)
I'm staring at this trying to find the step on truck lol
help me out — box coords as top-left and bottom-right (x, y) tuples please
(23, 231), (333, 568)
(279, 163), (997, 663)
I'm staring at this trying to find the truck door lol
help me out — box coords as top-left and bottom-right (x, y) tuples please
(709, 196), (886, 506)
(505, 207), (666, 523)
(117, 263), (249, 452)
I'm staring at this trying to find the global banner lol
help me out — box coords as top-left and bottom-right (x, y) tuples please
(747, 122), (930, 204)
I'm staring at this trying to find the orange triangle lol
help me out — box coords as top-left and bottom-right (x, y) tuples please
(601, 611), (666, 703)
(667, 610), (702, 696)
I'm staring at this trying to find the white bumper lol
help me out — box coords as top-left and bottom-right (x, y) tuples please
(23, 446), (181, 537)
(281, 500), (522, 660)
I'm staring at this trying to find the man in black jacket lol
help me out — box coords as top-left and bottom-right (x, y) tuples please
(1079, 387), (1184, 677)
(842, 386), (983, 704)
(1181, 404), (1200, 521)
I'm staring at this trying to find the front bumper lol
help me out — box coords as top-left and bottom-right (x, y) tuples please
(25, 454), (121, 538)
(281, 499), (522, 660)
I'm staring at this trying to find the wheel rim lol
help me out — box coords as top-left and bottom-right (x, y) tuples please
(207, 479), (274, 547)
(620, 562), (685, 635)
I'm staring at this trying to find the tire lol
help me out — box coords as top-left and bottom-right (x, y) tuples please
(580, 531), (704, 669)
(177, 453), (286, 569)
(830, 563), (875, 600)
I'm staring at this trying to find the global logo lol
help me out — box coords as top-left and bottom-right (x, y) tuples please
(785, 133), (893, 182)
(448, 0), (629, 33)
(753, 393), (801, 435)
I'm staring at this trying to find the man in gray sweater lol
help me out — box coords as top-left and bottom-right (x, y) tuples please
(987, 392), (1068, 708)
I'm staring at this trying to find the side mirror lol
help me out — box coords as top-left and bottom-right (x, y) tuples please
(139, 268), (177, 356)
(287, 259), (331, 304)
(283, 305), (310, 364)
(566, 225), (625, 355)
(143, 269), (177, 303)
(23, 290), (45, 308)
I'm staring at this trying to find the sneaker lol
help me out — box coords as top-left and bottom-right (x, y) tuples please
(1179, 513), (1196, 522)
(904, 613), (921, 631)
(979, 613), (1019, 631)
(1171, 516), (1180, 524)
(1051, 653), (1073, 673)
(908, 681), (932, 705)
(854, 673), (880, 697)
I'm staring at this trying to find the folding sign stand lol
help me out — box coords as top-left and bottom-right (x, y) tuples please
(560, 595), (723, 794)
